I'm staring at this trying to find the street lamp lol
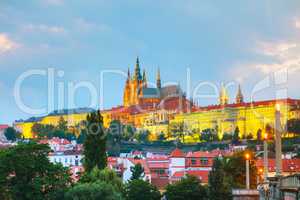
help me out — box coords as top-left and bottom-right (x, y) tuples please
(275, 103), (282, 177)
(263, 132), (268, 182)
(245, 153), (250, 190)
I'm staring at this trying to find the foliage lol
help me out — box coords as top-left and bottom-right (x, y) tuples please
(80, 167), (123, 192)
(65, 181), (123, 200)
(77, 129), (87, 144)
(83, 110), (107, 172)
(157, 132), (166, 141)
(208, 158), (232, 200)
(169, 122), (187, 143)
(222, 132), (232, 141)
(165, 175), (207, 200)
(130, 163), (145, 180)
(0, 143), (72, 200)
(256, 129), (262, 142)
(57, 116), (68, 132)
(232, 126), (240, 144)
(134, 130), (150, 143)
(222, 151), (257, 189)
(3, 127), (21, 141)
(200, 128), (218, 142)
(286, 118), (300, 137)
(208, 151), (257, 200)
(124, 179), (161, 200)
(122, 125), (135, 141)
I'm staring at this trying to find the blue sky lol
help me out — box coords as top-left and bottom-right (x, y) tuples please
(1, 0), (300, 124)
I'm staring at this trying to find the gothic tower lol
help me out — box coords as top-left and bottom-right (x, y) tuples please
(142, 69), (147, 88)
(236, 84), (244, 104)
(219, 84), (229, 105)
(123, 68), (131, 107)
(156, 68), (161, 89)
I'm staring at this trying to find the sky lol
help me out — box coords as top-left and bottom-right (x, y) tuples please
(1, 0), (300, 125)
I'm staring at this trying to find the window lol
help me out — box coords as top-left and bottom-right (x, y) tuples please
(191, 158), (197, 165)
(200, 158), (208, 165)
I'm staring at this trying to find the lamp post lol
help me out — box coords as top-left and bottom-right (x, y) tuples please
(275, 104), (282, 177)
(245, 153), (250, 190)
(263, 132), (268, 182)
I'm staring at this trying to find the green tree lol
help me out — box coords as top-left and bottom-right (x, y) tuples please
(232, 126), (240, 144)
(256, 129), (262, 141)
(135, 130), (150, 143)
(157, 132), (166, 141)
(169, 122), (187, 143)
(165, 175), (207, 200)
(80, 168), (123, 192)
(0, 143), (72, 200)
(286, 119), (300, 137)
(208, 158), (231, 200)
(200, 128), (218, 142)
(57, 116), (68, 132)
(222, 132), (232, 141)
(124, 179), (161, 200)
(222, 151), (257, 189)
(83, 110), (107, 172)
(65, 182), (123, 200)
(122, 125), (135, 141)
(77, 129), (87, 144)
(130, 163), (145, 180)
(4, 127), (21, 141)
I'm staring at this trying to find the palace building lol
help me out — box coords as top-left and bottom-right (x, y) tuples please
(14, 58), (300, 140)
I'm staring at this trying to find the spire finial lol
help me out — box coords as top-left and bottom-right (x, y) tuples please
(142, 69), (147, 87)
(156, 67), (161, 89)
(219, 83), (229, 105)
(134, 57), (141, 80)
(236, 84), (244, 104)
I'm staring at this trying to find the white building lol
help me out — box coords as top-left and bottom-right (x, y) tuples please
(48, 150), (83, 167)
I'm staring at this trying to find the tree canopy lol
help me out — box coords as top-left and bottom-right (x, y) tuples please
(124, 179), (161, 200)
(83, 110), (107, 172)
(165, 175), (207, 200)
(0, 142), (72, 200)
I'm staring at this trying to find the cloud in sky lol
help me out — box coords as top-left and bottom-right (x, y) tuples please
(0, 33), (20, 54)
(74, 18), (111, 33)
(295, 18), (300, 29)
(22, 24), (67, 35)
(44, 0), (64, 6)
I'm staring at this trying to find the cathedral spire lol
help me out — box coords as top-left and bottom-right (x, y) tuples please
(219, 84), (229, 105)
(236, 84), (244, 104)
(156, 67), (161, 89)
(134, 56), (142, 80)
(127, 68), (130, 81)
(142, 69), (147, 87)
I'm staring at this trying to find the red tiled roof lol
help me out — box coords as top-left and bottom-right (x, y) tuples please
(256, 159), (300, 172)
(170, 148), (185, 158)
(171, 170), (210, 183)
(195, 98), (300, 112)
(0, 124), (9, 130)
(186, 151), (220, 158)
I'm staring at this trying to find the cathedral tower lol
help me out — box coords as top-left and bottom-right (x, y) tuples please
(219, 84), (229, 105)
(156, 68), (161, 89)
(236, 84), (244, 104)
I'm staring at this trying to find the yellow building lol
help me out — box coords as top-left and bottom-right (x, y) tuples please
(170, 96), (300, 140)
(14, 108), (112, 138)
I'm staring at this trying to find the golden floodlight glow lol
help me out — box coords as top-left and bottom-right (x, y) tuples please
(245, 153), (250, 160)
(264, 132), (268, 140)
(275, 103), (281, 111)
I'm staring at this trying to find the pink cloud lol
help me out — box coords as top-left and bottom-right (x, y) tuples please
(0, 33), (20, 54)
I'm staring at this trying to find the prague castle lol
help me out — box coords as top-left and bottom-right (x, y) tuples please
(14, 58), (300, 141)
(123, 57), (183, 107)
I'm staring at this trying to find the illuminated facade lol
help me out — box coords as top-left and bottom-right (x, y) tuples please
(14, 59), (300, 140)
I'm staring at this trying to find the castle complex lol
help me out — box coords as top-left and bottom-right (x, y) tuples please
(15, 58), (300, 141)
